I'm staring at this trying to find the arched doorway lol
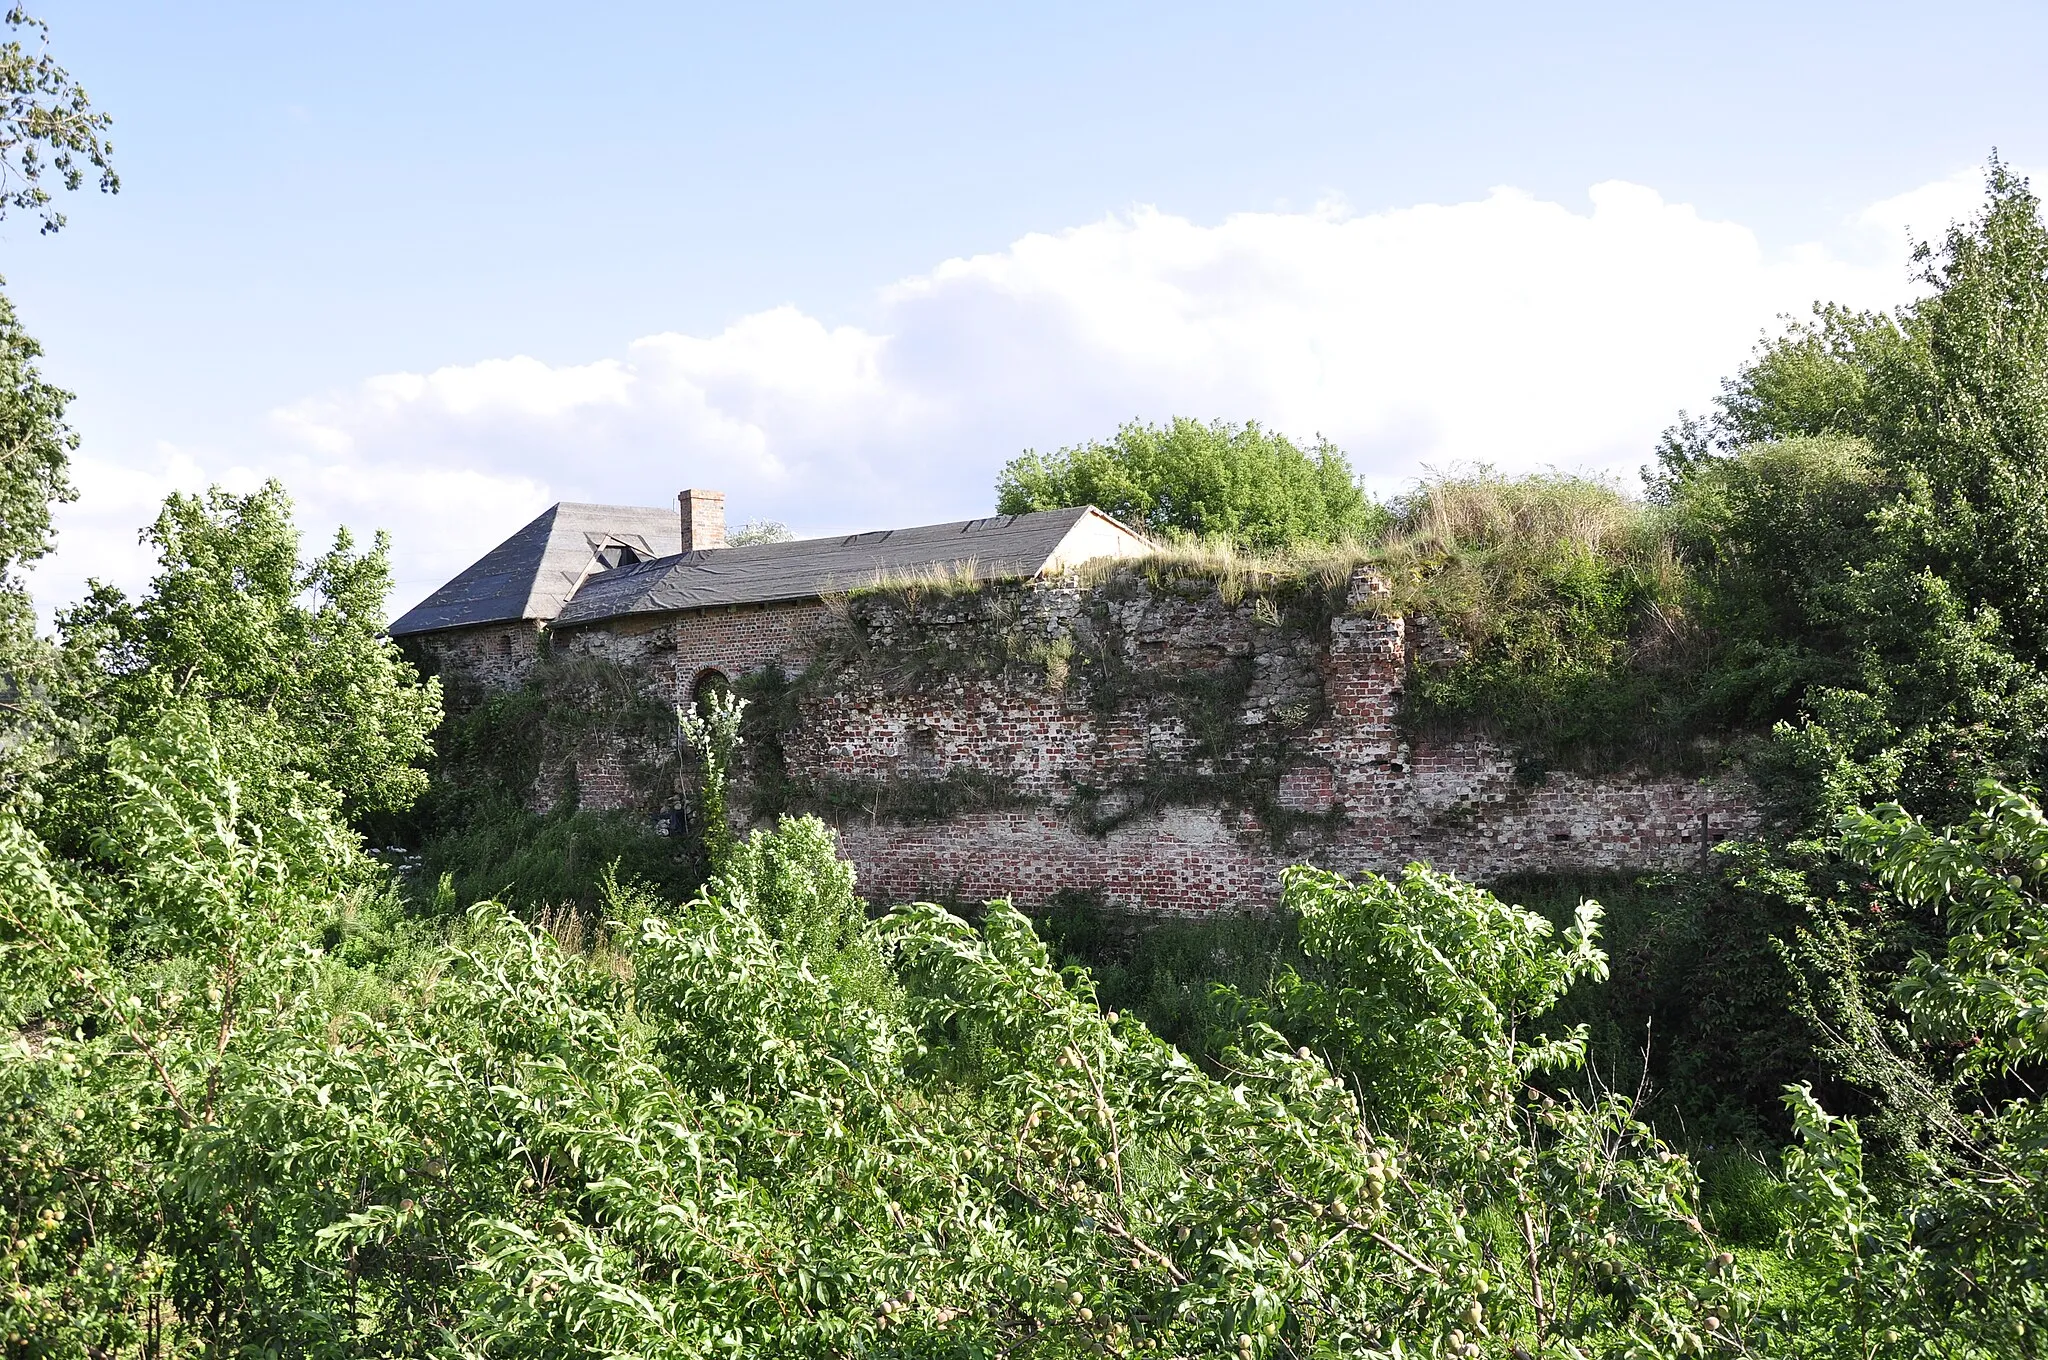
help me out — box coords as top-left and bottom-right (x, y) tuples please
(689, 667), (731, 717)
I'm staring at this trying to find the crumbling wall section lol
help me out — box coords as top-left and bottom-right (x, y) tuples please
(834, 772), (1749, 915)
(533, 603), (834, 816)
(505, 639), (684, 818)
(459, 566), (1756, 912)
(550, 603), (834, 703)
(670, 603), (832, 694)
(403, 620), (546, 696)
(776, 565), (1753, 911)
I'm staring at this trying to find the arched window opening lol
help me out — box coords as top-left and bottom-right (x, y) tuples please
(690, 667), (732, 717)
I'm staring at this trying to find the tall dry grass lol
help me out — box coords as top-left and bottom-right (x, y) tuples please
(1372, 473), (1686, 645)
(1077, 471), (1682, 623)
(1077, 534), (1376, 605)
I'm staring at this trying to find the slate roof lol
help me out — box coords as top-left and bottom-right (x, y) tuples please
(554, 506), (1115, 628)
(388, 503), (680, 637)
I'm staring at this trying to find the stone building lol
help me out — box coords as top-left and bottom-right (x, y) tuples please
(393, 489), (1752, 912)
(391, 489), (1150, 692)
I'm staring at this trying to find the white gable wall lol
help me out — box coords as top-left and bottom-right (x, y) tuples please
(1042, 508), (1151, 574)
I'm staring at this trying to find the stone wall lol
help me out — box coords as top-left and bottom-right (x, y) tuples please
(780, 568), (1750, 912)
(525, 604), (835, 814)
(437, 567), (1755, 912)
(404, 620), (547, 695)
(831, 776), (1745, 915)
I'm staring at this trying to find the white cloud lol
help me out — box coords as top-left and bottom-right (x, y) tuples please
(36, 170), (1998, 623)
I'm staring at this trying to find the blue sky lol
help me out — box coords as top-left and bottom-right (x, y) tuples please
(9, 1), (2047, 617)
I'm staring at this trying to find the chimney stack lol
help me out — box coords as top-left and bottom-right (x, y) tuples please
(679, 488), (726, 553)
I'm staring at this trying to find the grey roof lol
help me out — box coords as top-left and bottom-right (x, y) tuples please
(554, 506), (1108, 628)
(388, 502), (681, 636)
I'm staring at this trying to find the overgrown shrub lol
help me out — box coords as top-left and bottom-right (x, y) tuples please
(412, 803), (703, 912)
(1035, 888), (1307, 1060)
(1377, 473), (1722, 774)
(1767, 783), (2048, 1346)
(997, 415), (1386, 549)
(408, 653), (696, 911)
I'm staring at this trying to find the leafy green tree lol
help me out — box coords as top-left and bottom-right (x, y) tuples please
(0, 287), (89, 807)
(1661, 436), (1887, 733)
(1777, 780), (2048, 1350)
(1872, 161), (2048, 661)
(728, 517), (794, 546)
(1258, 863), (1606, 1131)
(0, 8), (113, 803)
(1657, 304), (1906, 475)
(0, 6), (116, 235)
(54, 481), (441, 839)
(1657, 161), (2048, 826)
(0, 287), (71, 587)
(996, 416), (1382, 549)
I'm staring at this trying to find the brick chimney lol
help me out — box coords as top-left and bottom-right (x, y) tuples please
(679, 488), (726, 552)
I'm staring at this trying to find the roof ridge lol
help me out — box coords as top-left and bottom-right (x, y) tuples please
(552, 503), (1138, 629)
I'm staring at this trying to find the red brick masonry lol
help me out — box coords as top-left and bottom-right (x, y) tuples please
(460, 568), (1754, 914)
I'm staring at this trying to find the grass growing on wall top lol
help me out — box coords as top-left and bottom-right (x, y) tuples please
(814, 578), (1077, 693)
(1078, 472), (1734, 773)
(1076, 533), (1373, 606)
(843, 555), (989, 599)
(1379, 474), (1725, 774)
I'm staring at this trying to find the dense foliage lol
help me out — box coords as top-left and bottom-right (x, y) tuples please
(0, 24), (2043, 1345)
(1374, 474), (1703, 775)
(996, 416), (1385, 550)
(35, 482), (442, 871)
(0, 283), (82, 803)
(8, 691), (2047, 1355)
(1658, 159), (2048, 828)
(405, 653), (699, 911)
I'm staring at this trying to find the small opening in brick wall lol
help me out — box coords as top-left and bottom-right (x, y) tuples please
(904, 726), (939, 774)
(691, 667), (731, 716)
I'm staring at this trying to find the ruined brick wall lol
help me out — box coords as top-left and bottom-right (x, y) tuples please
(781, 566), (1753, 912)
(527, 604), (833, 813)
(831, 779), (1748, 915)
(402, 621), (546, 695)
(550, 732), (653, 813)
(438, 569), (1756, 912)
(552, 603), (834, 705)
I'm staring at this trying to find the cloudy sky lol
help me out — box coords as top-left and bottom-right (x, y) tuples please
(6, 2), (2047, 621)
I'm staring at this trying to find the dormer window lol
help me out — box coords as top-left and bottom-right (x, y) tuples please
(592, 541), (643, 571)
